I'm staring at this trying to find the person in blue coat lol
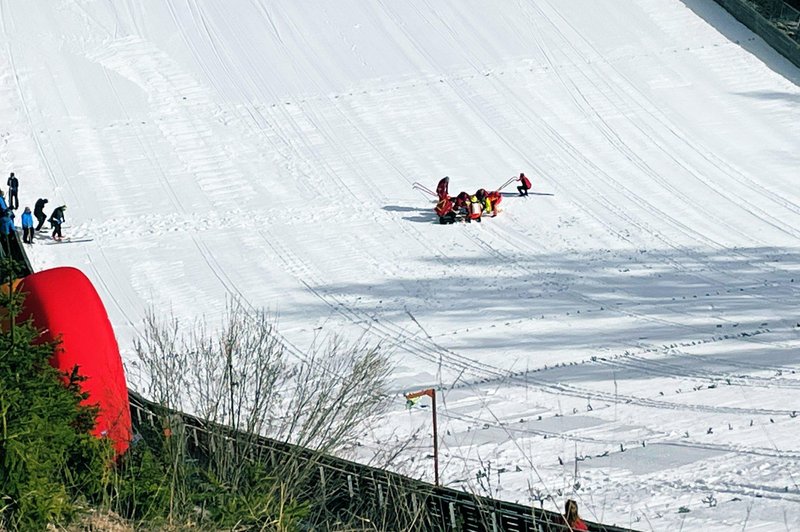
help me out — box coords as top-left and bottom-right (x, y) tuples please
(0, 194), (11, 254)
(1, 209), (14, 237)
(21, 206), (34, 243)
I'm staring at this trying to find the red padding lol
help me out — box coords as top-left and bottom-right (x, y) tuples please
(17, 267), (131, 455)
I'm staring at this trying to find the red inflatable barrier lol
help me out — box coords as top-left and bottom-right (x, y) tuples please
(16, 267), (131, 455)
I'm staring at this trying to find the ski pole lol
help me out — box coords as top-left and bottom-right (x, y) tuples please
(412, 183), (435, 196)
(414, 182), (437, 196)
(497, 177), (516, 191)
(412, 182), (437, 197)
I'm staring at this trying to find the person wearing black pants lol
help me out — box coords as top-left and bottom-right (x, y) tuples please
(21, 207), (34, 244)
(516, 173), (531, 196)
(34, 197), (48, 231)
(49, 205), (66, 240)
(6, 172), (18, 210)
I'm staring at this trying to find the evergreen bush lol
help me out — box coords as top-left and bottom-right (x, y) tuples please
(0, 267), (397, 530)
(0, 269), (112, 530)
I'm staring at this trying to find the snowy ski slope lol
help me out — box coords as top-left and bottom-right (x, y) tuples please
(3, 0), (800, 529)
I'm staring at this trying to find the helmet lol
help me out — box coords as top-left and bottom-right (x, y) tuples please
(470, 195), (478, 202)
(520, 172), (525, 177)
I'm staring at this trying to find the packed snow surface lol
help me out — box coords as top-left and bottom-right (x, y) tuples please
(4, 0), (800, 529)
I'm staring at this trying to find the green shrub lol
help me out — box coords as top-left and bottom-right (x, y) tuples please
(0, 279), (112, 530)
(0, 278), (394, 530)
(111, 435), (172, 525)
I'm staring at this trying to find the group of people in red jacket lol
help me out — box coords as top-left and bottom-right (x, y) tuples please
(433, 173), (531, 225)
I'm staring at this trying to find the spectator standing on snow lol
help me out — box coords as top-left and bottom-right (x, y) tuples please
(516, 172), (531, 196)
(21, 206), (33, 244)
(562, 499), (588, 531)
(0, 191), (10, 255)
(0, 209), (11, 256)
(1, 208), (14, 238)
(6, 172), (18, 210)
(49, 205), (66, 241)
(34, 198), (48, 231)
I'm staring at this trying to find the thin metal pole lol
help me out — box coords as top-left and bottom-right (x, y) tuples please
(406, 388), (441, 486)
(432, 389), (439, 487)
(497, 177), (516, 191)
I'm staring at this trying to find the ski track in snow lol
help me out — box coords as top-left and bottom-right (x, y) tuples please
(3, 0), (800, 530)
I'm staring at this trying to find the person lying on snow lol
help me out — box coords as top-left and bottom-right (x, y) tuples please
(454, 191), (471, 211)
(435, 196), (457, 224)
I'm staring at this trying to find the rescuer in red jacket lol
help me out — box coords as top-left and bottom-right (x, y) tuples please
(454, 191), (471, 210)
(516, 173), (531, 196)
(435, 196), (456, 224)
(436, 176), (450, 199)
(486, 190), (502, 217)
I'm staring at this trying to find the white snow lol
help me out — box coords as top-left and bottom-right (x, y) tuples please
(3, 0), (800, 529)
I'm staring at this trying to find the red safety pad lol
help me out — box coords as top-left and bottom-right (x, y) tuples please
(17, 267), (131, 455)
